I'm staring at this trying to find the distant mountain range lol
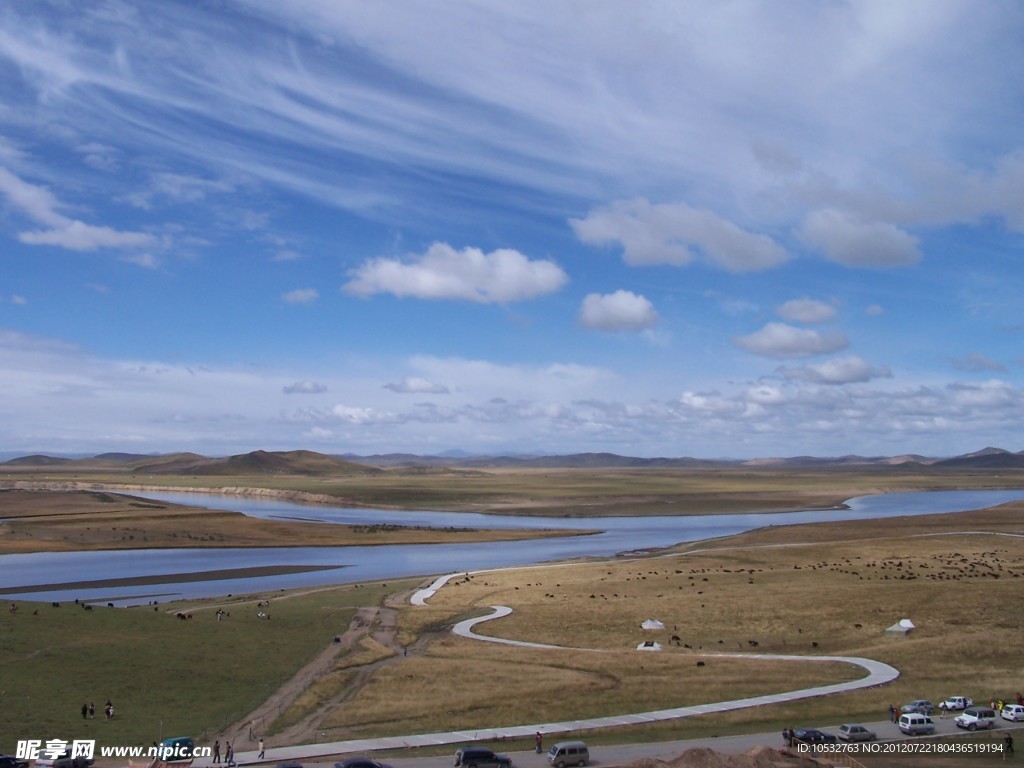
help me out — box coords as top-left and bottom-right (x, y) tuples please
(3, 446), (1024, 474)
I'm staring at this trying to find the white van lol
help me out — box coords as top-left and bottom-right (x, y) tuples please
(898, 713), (936, 735)
(546, 741), (589, 768)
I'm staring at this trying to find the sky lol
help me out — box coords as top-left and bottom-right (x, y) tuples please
(1, 1), (1024, 460)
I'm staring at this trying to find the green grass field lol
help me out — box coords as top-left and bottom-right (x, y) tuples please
(0, 581), (408, 753)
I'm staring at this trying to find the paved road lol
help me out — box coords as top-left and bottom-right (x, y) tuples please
(226, 716), (1023, 768)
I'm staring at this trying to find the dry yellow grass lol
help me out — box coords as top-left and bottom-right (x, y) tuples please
(0, 489), (578, 553)
(318, 637), (857, 738)
(318, 503), (1024, 742)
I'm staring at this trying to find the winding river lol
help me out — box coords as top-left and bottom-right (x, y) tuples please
(2, 488), (1023, 605)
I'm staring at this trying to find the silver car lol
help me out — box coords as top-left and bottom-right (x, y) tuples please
(837, 724), (876, 742)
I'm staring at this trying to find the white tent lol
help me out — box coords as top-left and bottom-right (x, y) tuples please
(884, 620), (913, 636)
(641, 618), (665, 631)
(636, 640), (662, 651)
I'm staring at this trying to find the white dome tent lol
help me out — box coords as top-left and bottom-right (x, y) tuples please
(636, 640), (662, 651)
(641, 618), (665, 631)
(884, 618), (915, 636)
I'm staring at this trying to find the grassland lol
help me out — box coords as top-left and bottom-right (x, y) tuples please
(0, 489), (579, 554)
(6, 463), (1024, 515)
(348, 502), (1024, 747)
(0, 580), (412, 752)
(1, 467), (1023, 761)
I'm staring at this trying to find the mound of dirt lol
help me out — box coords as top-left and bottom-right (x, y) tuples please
(619, 746), (827, 768)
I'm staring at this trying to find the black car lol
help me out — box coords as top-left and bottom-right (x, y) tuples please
(334, 760), (393, 768)
(453, 747), (513, 768)
(0, 756), (29, 768)
(791, 729), (838, 745)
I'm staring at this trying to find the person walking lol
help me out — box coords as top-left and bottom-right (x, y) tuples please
(1004, 733), (1014, 756)
(258, 738), (265, 759)
(225, 743), (234, 767)
(213, 741), (220, 764)
(535, 733), (543, 754)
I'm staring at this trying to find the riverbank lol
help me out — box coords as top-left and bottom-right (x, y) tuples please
(0, 489), (583, 554)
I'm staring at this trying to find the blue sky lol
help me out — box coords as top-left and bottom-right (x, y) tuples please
(2, 1), (1024, 459)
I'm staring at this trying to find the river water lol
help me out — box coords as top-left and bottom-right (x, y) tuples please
(2, 488), (1022, 605)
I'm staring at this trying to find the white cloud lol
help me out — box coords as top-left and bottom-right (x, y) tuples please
(733, 322), (848, 359)
(343, 242), (568, 303)
(800, 208), (921, 267)
(579, 290), (658, 332)
(781, 355), (893, 385)
(776, 298), (837, 324)
(950, 353), (1006, 373)
(282, 288), (319, 304)
(384, 377), (450, 394)
(571, 199), (790, 272)
(0, 166), (157, 252)
(75, 142), (120, 172)
(284, 380), (327, 394)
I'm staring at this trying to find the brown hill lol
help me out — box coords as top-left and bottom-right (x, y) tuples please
(134, 449), (376, 476)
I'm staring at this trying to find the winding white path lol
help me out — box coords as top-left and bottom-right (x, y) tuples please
(224, 573), (900, 764)
(453, 604), (898, 732)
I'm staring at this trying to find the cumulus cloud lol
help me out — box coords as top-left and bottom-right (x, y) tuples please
(282, 288), (319, 304)
(733, 322), (849, 359)
(776, 298), (837, 324)
(384, 376), (450, 394)
(571, 199), (790, 272)
(283, 380), (327, 394)
(343, 242), (568, 303)
(0, 166), (156, 252)
(781, 355), (893, 384)
(800, 208), (921, 267)
(579, 290), (658, 332)
(951, 353), (1006, 373)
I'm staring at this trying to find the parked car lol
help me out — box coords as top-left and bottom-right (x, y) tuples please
(335, 760), (392, 768)
(0, 756), (29, 768)
(32, 751), (93, 768)
(1001, 704), (1024, 722)
(940, 696), (973, 711)
(454, 747), (512, 768)
(546, 742), (589, 768)
(837, 724), (876, 742)
(898, 713), (936, 735)
(955, 707), (996, 731)
(791, 729), (838, 745)
(901, 700), (937, 715)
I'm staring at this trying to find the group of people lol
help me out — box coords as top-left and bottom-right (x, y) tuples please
(211, 740), (237, 766)
(79, 700), (114, 720)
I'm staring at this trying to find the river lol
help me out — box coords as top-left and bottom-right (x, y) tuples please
(1, 488), (1022, 605)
